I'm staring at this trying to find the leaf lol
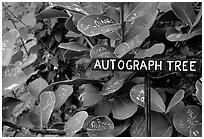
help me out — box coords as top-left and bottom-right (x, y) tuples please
(104, 6), (120, 23)
(27, 78), (48, 98)
(162, 126), (173, 137)
(28, 106), (42, 128)
(195, 80), (202, 103)
(134, 43), (165, 58)
(64, 111), (88, 137)
(166, 90), (185, 113)
(59, 42), (90, 51)
(65, 16), (81, 34)
(125, 2), (158, 22)
(84, 5), (101, 15)
(77, 14), (120, 36)
(103, 31), (121, 40)
(63, 49), (89, 59)
(173, 105), (202, 136)
(66, 4), (89, 15)
(85, 68), (111, 80)
(104, 2), (124, 8)
(87, 116), (114, 137)
(168, 101), (185, 120)
(112, 94), (138, 120)
(166, 27), (202, 41)
(36, 7), (69, 19)
(54, 85), (73, 110)
(2, 65), (27, 95)
(189, 123), (202, 137)
(193, 7), (202, 27)
(157, 2), (172, 12)
(10, 50), (24, 64)
(94, 100), (112, 116)
(114, 27), (149, 58)
(17, 112), (34, 128)
(20, 53), (37, 69)
(2, 29), (20, 66)
(171, 2), (196, 26)
(2, 97), (23, 120)
(130, 112), (172, 137)
(180, 46), (194, 56)
(54, 31), (62, 42)
(113, 119), (131, 136)
(130, 84), (166, 113)
(51, 122), (65, 130)
(101, 75), (125, 95)
(90, 45), (115, 58)
(39, 91), (56, 127)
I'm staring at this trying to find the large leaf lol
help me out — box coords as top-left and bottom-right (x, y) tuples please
(171, 2), (196, 26)
(87, 116), (114, 137)
(64, 111), (88, 137)
(2, 65), (27, 95)
(77, 14), (120, 36)
(94, 100), (112, 116)
(130, 84), (166, 113)
(36, 7), (70, 19)
(112, 94), (138, 120)
(134, 43), (165, 58)
(100, 75), (125, 95)
(2, 29), (20, 66)
(114, 27), (149, 58)
(173, 105), (202, 136)
(39, 91), (56, 127)
(189, 123), (202, 137)
(59, 42), (90, 52)
(54, 85), (73, 110)
(125, 2), (158, 22)
(90, 45), (115, 58)
(195, 80), (202, 103)
(166, 90), (185, 113)
(130, 112), (172, 137)
(27, 78), (48, 98)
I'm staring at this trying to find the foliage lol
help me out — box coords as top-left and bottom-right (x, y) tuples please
(2, 2), (202, 137)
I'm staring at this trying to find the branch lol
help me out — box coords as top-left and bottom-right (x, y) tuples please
(120, 4), (125, 43)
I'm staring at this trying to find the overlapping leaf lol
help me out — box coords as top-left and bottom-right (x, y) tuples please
(195, 80), (202, 103)
(65, 16), (81, 34)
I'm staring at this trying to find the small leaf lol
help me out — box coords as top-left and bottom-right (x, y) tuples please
(10, 50), (24, 64)
(101, 75), (125, 95)
(77, 14), (120, 36)
(59, 42), (90, 51)
(134, 43), (165, 58)
(166, 90), (185, 113)
(125, 2), (158, 22)
(87, 116), (114, 137)
(173, 105), (202, 136)
(20, 53), (37, 69)
(2, 65), (27, 95)
(112, 94), (138, 120)
(39, 91), (56, 127)
(130, 84), (166, 113)
(64, 111), (88, 137)
(54, 31), (62, 42)
(90, 45), (115, 58)
(28, 78), (48, 98)
(65, 16), (81, 34)
(54, 85), (73, 110)
(189, 123), (202, 137)
(195, 80), (202, 103)
(63, 50), (89, 59)
(36, 7), (69, 19)
(171, 2), (196, 26)
(94, 100), (112, 116)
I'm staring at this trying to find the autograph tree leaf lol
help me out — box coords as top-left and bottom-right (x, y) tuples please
(195, 80), (202, 103)
(90, 45), (115, 58)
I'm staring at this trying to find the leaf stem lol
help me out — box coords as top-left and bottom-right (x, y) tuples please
(120, 4), (125, 43)
(84, 36), (94, 48)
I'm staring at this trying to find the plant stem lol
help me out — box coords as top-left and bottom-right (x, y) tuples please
(84, 36), (94, 48)
(120, 4), (125, 43)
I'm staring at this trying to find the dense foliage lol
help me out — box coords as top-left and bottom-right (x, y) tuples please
(2, 2), (202, 137)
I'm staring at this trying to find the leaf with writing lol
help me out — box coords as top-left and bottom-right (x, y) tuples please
(125, 2), (158, 22)
(189, 123), (202, 137)
(101, 75), (125, 95)
(64, 111), (88, 137)
(2, 65), (27, 95)
(112, 94), (138, 120)
(173, 105), (202, 136)
(90, 45), (115, 58)
(36, 7), (69, 19)
(114, 27), (149, 58)
(2, 29), (20, 66)
(65, 16), (81, 34)
(134, 43), (165, 58)
(130, 112), (171, 137)
(20, 53), (37, 69)
(10, 51), (24, 64)
(130, 84), (166, 113)
(195, 80), (202, 103)
(28, 78), (48, 98)
(54, 85), (73, 110)
(39, 91), (56, 127)
(77, 14), (120, 36)
(94, 100), (112, 116)
(2, 97), (23, 120)
(171, 2), (196, 26)
(87, 116), (114, 137)
(166, 90), (185, 113)
(59, 42), (90, 52)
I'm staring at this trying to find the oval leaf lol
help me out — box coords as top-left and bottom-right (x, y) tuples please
(130, 84), (166, 113)
(55, 85), (73, 110)
(64, 111), (88, 137)
(87, 116), (114, 137)
(10, 50), (24, 64)
(166, 90), (185, 113)
(39, 91), (56, 127)
(195, 80), (202, 103)
(59, 42), (90, 51)
(90, 45), (115, 58)
(173, 105), (202, 136)
(77, 14), (120, 36)
(171, 2), (196, 26)
(189, 123), (202, 137)
(112, 95), (138, 120)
